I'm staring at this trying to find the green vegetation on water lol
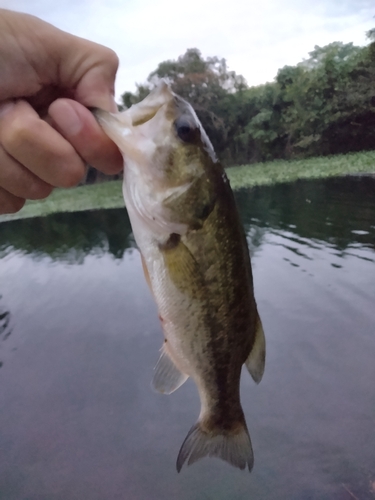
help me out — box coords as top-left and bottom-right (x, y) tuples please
(0, 150), (374, 223)
(227, 150), (375, 190)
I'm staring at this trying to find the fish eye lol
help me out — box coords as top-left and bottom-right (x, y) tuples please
(175, 117), (196, 143)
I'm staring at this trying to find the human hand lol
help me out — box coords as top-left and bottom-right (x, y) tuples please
(0, 9), (123, 214)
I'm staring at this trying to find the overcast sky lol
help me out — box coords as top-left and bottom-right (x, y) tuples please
(1, 0), (374, 100)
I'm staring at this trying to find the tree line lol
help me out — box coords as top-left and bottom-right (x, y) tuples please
(120, 30), (375, 167)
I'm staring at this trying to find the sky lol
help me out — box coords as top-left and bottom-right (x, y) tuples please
(1, 0), (374, 101)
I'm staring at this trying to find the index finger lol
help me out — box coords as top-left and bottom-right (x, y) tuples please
(48, 98), (123, 175)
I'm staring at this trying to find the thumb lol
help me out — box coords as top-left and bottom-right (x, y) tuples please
(56, 34), (120, 112)
(75, 60), (119, 112)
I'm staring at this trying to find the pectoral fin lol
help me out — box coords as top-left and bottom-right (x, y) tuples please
(152, 342), (189, 395)
(245, 312), (266, 384)
(141, 253), (153, 292)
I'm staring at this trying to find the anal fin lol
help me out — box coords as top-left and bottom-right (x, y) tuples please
(152, 342), (189, 395)
(245, 311), (266, 384)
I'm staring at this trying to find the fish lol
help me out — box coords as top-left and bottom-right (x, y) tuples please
(92, 81), (265, 472)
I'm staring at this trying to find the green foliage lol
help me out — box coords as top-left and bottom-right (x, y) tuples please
(120, 35), (375, 165)
(233, 39), (375, 161)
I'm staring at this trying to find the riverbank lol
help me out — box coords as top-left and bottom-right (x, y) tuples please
(1, 150), (374, 222)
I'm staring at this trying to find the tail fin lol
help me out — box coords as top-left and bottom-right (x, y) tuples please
(176, 420), (254, 472)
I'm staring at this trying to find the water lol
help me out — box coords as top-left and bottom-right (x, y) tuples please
(0, 176), (374, 500)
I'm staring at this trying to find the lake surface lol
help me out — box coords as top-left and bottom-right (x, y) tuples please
(0, 176), (374, 500)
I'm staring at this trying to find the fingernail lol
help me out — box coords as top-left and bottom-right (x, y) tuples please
(54, 102), (83, 136)
(0, 100), (15, 119)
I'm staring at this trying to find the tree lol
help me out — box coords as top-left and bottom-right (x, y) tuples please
(120, 49), (247, 163)
(119, 36), (375, 166)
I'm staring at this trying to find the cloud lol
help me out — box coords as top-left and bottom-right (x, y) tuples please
(3, 0), (374, 99)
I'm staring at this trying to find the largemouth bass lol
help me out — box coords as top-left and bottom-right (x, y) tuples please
(93, 81), (265, 472)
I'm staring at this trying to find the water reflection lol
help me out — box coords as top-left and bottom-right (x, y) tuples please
(237, 175), (375, 251)
(0, 208), (134, 262)
(0, 176), (374, 263)
(0, 176), (374, 499)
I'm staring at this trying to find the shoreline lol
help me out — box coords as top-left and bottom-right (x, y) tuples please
(1, 150), (374, 223)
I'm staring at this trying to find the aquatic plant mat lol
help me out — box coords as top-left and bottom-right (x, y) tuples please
(1, 150), (374, 222)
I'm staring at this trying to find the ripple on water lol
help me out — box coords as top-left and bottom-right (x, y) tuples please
(0, 176), (374, 499)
